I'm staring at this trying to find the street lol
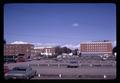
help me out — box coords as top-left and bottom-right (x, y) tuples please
(4, 59), (116, 80)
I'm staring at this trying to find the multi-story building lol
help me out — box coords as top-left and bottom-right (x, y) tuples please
(4, 43), (34, 61)
(34, 47), (44, 56)
(34, 46), (56, 57)
(42, 47), (56, 56)
(80, 40), (112, 56)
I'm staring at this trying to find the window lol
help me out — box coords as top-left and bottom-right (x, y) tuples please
(13, 67), (26, 71)
(27, 67), (32, 71)
(27, 49), (29, 52)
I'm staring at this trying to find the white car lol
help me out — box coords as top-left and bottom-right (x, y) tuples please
(33, 57), (37, 60)
(27, 59), (32, 61)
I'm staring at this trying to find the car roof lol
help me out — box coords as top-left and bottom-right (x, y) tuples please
(13, 66), (30, 69)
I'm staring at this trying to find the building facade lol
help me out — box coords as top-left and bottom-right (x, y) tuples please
(80, 40), (112, 56)
(34, 46), (56, 56)
(4, 44), (34, 60)
(34, 47), (44, 57)
(42, 47), (56, 56)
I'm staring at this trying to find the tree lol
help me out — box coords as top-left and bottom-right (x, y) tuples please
(54, 46), (72, 55)
(72, 49), (78, 55)
(79, 52), (82, 57)
(61, 47), (72, 53)
(112, 46), (116, 55)
(4, 39), (6, 44)
(54, 46), (62, 55)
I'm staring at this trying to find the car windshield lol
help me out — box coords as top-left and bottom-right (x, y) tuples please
(70, 61), (77, 63)
(12, 67), (26, 71)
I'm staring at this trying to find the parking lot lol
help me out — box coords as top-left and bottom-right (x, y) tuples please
(4, 57), (116, 80)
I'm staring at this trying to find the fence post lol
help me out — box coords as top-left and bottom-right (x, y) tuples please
(103, 75), (107, 78)
(58, 64), (60, 68)
(48, 64), (49, 67)
(38, 74), (41, 77)
(90, 64), (92, 67)
(59, 74), (62, 78)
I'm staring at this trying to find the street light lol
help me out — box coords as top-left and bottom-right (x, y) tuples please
(103, 75), (107, 79)
(59, 74), (62, 78)
(38, 74), (41, 77)
(114, 52), (117, 57)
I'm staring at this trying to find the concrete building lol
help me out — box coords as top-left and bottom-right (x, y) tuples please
(4, 43), (34, 61)
(34, 46), (56, 57)
(80, 40), (112, 56)
(34, 46), (44, 56)
(42, 47), (56, 56)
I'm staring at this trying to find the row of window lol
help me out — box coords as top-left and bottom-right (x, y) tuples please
(85, 45), (110, 47)
(82, 49), (111, 51)
(86, 47), (108, 49)
(81, 44), (111, 46)
(5, 46), (33, 49)
(81, 43), (111, 45)
(87, 49), (108, 51)
(84, 50), (109, 52)
(4, 50), (31, 53)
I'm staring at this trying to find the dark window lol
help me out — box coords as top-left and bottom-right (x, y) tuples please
(13, 67), (26, 71)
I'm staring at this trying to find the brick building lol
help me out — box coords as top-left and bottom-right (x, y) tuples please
(4, 44), (34, 61)
(34, 47), (44, 56)
(80, 40), (112, 56)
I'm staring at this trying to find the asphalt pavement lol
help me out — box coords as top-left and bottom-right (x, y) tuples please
(4, 59), (116, 80)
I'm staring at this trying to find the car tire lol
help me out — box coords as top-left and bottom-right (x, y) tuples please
(34, 73), (36, 77)
(26, 76), (30, 80)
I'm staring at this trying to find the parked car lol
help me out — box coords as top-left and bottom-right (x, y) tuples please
(67, 60), (79, 68)
(4, 66), (10, 74)
(33, 57), (37, 60)
(36, 57), (41, 60)
(27, 59), (32, 61)
(16, 57), (25, 62)
(4, 59), (16, 63)
(5, 66), (36, 79)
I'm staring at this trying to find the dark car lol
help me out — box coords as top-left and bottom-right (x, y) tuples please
(36, 57), (41, 60)
(4, 66), (9, 74)
(67, 60), (79, 68)
(27, 59), (32, 61)
(5, 66), (36, 79)
(16, 57), (25, 62)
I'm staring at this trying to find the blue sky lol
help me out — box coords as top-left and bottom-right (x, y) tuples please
(4, 3), (116, 47)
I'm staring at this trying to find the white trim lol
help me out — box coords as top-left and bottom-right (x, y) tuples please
(81, 52), (112, 53)
(34, 47), (44, 49)
(34, 46), (55, 49)
(80, 42), (112, 44)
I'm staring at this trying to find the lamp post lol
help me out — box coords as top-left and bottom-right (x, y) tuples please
(114, 52), (116, 57)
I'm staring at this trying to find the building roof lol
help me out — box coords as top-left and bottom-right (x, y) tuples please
(34, 46), (55, 49)
(80, 41), (112, 44)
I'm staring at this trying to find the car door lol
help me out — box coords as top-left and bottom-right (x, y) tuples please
(28, 67), (33, 77)
(25, 68), (30, 78)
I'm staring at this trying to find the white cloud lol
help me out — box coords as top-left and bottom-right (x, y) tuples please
(32, 42), (58, 47)
(111, 41), (116, 47)
(10, 41), (80, 49)
(72, 23), (79, 27)
(113, 41), (116, 47)
(11, 41), (29, 44)
(61, 44), (80, 50)
(32, 42), (42, 46)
